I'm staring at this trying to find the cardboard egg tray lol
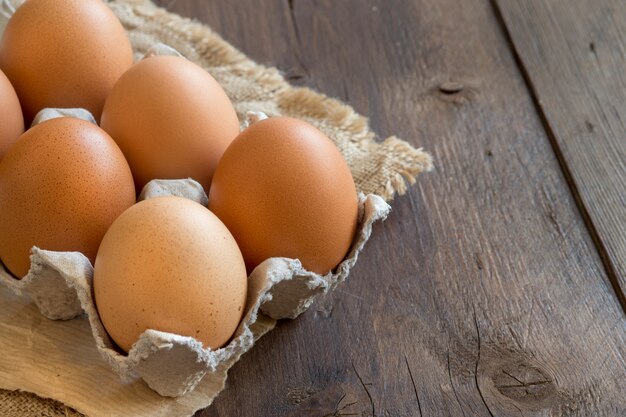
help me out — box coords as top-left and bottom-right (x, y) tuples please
(0, 106), (390, 400)
(0, 175), (389, 397)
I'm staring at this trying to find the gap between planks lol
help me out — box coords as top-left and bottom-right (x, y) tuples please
(487, 0), (626, 316)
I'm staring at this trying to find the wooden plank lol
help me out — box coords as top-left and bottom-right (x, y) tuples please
(492, 0), (626, 303)
(153, 1), (626, 416)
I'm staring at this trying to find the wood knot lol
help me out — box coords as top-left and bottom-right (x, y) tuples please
(439, 81), (464, 95)
(285, 68), (306, 82)
(436, 80), (472, 104)
(488, 359), (558, 411)
(494, 363), (555, 401)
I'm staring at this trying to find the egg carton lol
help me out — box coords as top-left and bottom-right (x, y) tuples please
(0, 108), (391, 398)
(0, 181), (390, 397)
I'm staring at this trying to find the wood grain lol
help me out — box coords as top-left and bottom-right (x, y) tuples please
(154, 1), (626, 416)
(493, 0), (626, 305)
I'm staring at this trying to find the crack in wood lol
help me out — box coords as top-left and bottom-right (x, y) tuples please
(546, 207), (563, 237)
(321, 393), (358, 417)
(502, 369), (525, 385)
(497, 381), (553, 389)
(446, 348), (467, 417)
(352, 362), (376, 417)
(507, 325), (525, 349)
(287, 0), (301, 45)
(473, 307), (496, 417)
(499, 369), (553, 390)
(541, 186), (565, 238)
(404, 355), (423, 417)
(497, 369), (554, 393)
(474, 253), (484, 270)
(284, 0), (309, 77)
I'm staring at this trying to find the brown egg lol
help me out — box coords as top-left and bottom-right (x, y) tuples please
(100, 56), (240, 193)
(0, 68), (23, 160)
(0, 0), (133, 124)
(208, 117), (359, 275)
(0, 117), (135, 278)
(93, 196), (248, 353)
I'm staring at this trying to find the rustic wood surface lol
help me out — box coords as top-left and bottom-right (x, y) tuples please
(493, 0), (626, 312)
(152, 1), (626, 416)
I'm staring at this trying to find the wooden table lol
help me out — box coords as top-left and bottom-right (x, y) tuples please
(153, 1), (626, 415)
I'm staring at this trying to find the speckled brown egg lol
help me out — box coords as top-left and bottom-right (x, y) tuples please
(0, 117), (135, 278)
(208, 116), (359, 275)
(93, 196), (248, 353)
(100, 55), (240, 194)
(0, 0), (133, 124)
(0, 68), (23, 160)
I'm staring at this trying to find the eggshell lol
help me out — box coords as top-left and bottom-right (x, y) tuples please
(0, 68), (23, 160)
(0, 0), (133, 124)
(93, 196), (248, 353)
(208, 116), (359, 275)
(0, 117), (136, 278)
(100, 55), (240, 193)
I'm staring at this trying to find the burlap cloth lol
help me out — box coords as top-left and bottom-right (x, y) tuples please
(0, 0), (432, 415)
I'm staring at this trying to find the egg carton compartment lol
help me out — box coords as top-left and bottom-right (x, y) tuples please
(0, 175), (390, 398)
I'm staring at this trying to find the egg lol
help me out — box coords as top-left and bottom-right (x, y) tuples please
(0, 0), (133, 124)
(0, 117), (135, 278)
(100, 55), (240, 193)
(93, 196), (247, 353)
(0, 68), (23, 160)
(208, 117), (359, 275)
